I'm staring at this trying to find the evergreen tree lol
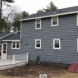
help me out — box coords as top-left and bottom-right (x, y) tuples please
(37, 2), (57, 13)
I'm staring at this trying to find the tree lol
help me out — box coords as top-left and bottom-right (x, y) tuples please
(37, 2), (57, 13)
(0, 0), (14, 32)
(0, 19), (7, 32)
(0, 0), (14, 19)
(13, 11), (29, 32)
(37, 10), (44, 13)
(2, 6), (20, 32)
(22, 11), (29, 18)
(44, 2), (57, 12)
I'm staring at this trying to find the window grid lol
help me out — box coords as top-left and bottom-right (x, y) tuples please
(51, 17), (58, 26)
(35, 19), (41, 29)
(35, 39), (41, 49)
(53, 39), (61, 49)
(12, 42), (20, 49)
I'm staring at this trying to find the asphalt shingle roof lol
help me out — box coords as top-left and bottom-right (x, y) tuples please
(0, 33), (11, 38)
(22, 6), (78, 20)
(3, 34), (20, 40)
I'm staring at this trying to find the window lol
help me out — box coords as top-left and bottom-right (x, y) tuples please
(3, 43), (7, 53)
(53, 39), (61, 49)
(35, 39), (41, 49)
(77, 38), (78, 52)
(35, 19), (41, 29)
(77, 14), (78, 26)
(51, 17), (58, 26)
(12, 41), (20, 49)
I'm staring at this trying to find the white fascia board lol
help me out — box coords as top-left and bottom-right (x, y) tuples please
(2, 40), (21, 42)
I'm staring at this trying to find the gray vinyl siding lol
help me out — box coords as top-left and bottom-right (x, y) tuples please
(4, 42), (21, 55)
(21, 13), (78, 64)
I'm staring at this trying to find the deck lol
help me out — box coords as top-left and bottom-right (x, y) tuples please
(0, 59), (22, 66)
(0, 53), (28, 70)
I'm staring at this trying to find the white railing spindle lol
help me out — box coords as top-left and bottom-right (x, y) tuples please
(7, 53), (29, 64)
(13, 54), (15, 64)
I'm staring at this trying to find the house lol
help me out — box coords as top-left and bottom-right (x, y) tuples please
(0, 32), (28, 69)
(1, 6), (78, 65)
(20, 6), (78, 65)
(0, 33), (20, 59)
(10, 26), (20, 33)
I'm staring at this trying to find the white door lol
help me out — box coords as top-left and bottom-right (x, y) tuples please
(1, 43), (7, 59)
(0, 44), (2, 59)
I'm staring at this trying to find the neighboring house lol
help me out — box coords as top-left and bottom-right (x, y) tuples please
(20, 6), (78, 64)
(0, 33), (20, 59)
(10, 26), (14, 32)
(10, 26), (19, 33)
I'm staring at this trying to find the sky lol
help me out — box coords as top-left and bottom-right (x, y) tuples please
(13, 0), (78, 14)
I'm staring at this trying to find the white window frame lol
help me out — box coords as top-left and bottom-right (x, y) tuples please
(51, 16), (59, 26)
(35, 39), (41, 49)
(53, 39), (61, 49)
(77, 38), (78, 52)
(77, 14), (78, 26)
(11, 41), (20, 49)
(35, 19), (41, 29)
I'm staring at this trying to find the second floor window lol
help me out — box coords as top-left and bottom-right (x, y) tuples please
(35, 19), (41, 29)
(51, 17), (58, 26)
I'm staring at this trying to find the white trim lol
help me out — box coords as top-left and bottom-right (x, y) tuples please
(35, 39), (41, 49)
(0, 44), (2, 59)
(2, 40), (21, 42)
(20, 21), (22, 39)
(35, 19), (41, 29)
(11, 41), (20, 49)
(20, 11), (78, 21)
(77, 14), (78, 26)
(77, 38), (78, 52)
(51, 16), (59, 26)
(1, 42), (7, 59)
(0, 33), (13, 40)
(53, 39), (61, 49)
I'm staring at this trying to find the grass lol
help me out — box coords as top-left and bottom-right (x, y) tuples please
(0, 64), (78, 78)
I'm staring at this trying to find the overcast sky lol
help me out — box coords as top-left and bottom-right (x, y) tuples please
(13, 0), (78, 14)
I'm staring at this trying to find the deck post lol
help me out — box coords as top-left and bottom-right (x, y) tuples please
(27, 53), (28, 63)
(13, 54), (15, 64)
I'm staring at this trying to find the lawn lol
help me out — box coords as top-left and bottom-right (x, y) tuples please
(0, 64), (78, 78)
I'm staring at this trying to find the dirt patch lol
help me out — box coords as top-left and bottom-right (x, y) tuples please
(0, 64), (68, 78)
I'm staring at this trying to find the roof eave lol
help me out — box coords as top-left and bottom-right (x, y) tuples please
(2, 40), (21, 42)
(20, 11), (78, 21)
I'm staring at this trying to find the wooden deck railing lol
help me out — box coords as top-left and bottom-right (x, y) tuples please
(7, 53), (28, 64)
